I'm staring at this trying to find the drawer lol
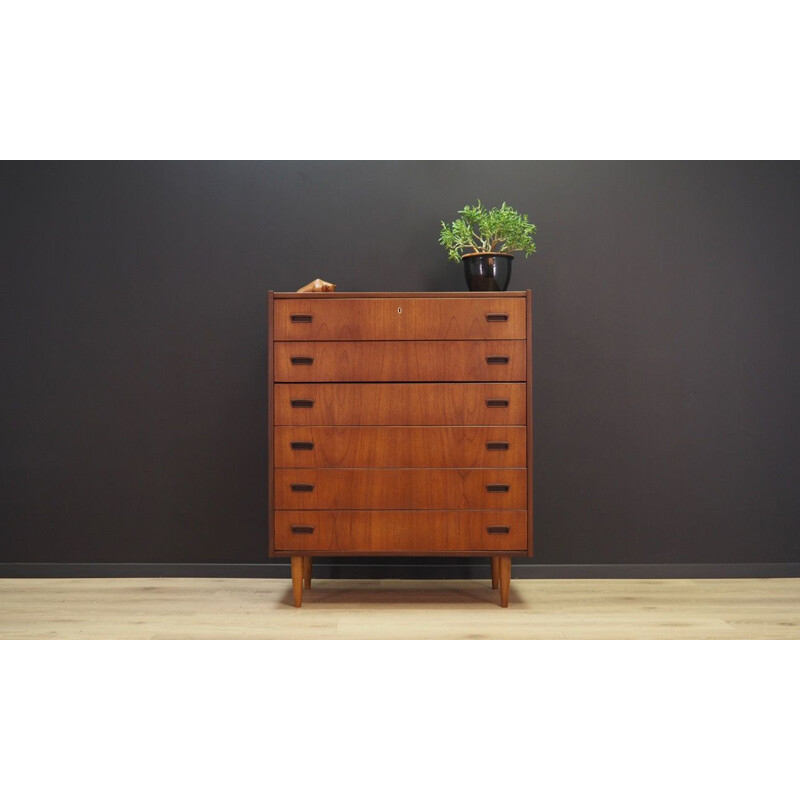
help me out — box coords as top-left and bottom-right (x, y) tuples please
(275, 468), (527, 509)
(274, 426), (526, 468)
(274, 383), (526, 426)
(273, 340), (526, 382)
(274, 510), (528, 552)
(273, 297), (526, 341)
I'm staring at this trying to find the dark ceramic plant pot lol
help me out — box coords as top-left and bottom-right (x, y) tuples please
(462, 253), (513, 291)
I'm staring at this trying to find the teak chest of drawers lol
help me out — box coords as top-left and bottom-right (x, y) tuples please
(267, 291), (532, 607)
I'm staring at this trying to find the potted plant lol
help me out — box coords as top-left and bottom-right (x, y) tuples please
(439, 200), (537, 291)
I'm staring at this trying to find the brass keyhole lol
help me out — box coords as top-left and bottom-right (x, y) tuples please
(397, 307), (402, 314)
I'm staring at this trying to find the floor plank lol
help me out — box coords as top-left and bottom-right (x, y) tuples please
(0, 577), (798, 639)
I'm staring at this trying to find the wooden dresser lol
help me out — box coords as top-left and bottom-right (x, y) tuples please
(267, 291), (532, 607)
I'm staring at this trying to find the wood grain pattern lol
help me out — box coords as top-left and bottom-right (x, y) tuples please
(274, 340), (526, 383)
(267, 292), (275, 557)
(274, 383), (526, 426)
(6, 578), (799, 639)
(267, 290), (533, 594)
(274, 297), (526, 341)
(526, 288), (534, 557)
(275, 468), (527, 509)
(291, 556), (304, 607)
(274, 426), (526, 468)
(273, 511), (528, 552)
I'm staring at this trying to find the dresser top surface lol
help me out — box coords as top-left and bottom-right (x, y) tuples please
(271, 291), (529, 299)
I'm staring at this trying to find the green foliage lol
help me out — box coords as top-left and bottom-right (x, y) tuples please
(439, 200), (537, 263)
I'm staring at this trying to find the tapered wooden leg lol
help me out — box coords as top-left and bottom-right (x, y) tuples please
(491, 557), (499, 589)
(291, 557), (304, 607)
(304, 557), (312, 590)
(498, 556), (511, 608)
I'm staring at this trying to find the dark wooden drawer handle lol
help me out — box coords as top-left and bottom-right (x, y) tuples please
(487, 526), (510, 535)
(291, 525), (315, 534)
(486, 355), (509, 365)
(486, 398), (509, 408)
(290, 441), (314, 450)
(486, 441), (509, 451)
(290, 356), (314, 365)
(290, 399), (314, 408)
(291, 484), (314, 492)
(486, 313), (509, 322)
(486, 484), (510, 493)
(290, 314), (313, 323)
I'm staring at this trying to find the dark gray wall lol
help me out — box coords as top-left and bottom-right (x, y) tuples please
(2, 161), (799, 575)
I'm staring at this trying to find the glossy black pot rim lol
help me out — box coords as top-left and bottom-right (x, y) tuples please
(462, 252), (515, 260)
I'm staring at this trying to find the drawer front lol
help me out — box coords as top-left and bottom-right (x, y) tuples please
(274, 297), (526, 341)
(275, 468), (527, 509)
(273, 340), (526, 382)
(274, 510), (528, 552)
(274, 383), (526, 426)
(274, 426), (526, 468)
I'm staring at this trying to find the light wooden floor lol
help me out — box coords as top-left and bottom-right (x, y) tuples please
(0, 578), (800, 639)
(1, 577), (799, 639)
